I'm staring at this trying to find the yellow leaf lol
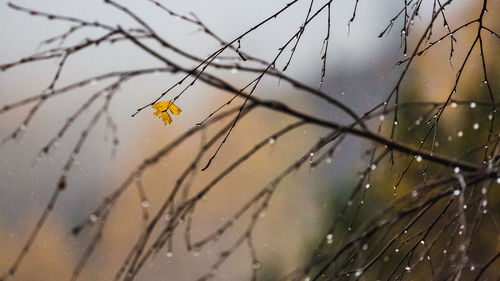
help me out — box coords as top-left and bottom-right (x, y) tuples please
(152, 100), (181, 125)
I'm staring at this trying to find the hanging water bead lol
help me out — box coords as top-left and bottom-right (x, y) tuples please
(166, 251), (173, 257)
(141, 200), (150, 208)
(326, 233), (333, 244)
(457, 131), (463, 137)
(268, 137), (276, 144)
(470, 102), (476, 108)
(415, 155), (422, 162)
(230, 67), (238, 74)
(370, 164), (376, 170)
(405, 265), (411, 271)
(365, 183), (370, 189)
(453, 189), (461, 196)
(90, 214), (98, 222)
(451, 102), (457, 108)
(362, 244), (368, 251)
(473, 123), (479, 130)
(379, 114), (385, 121)
(454, 167), (460, 174)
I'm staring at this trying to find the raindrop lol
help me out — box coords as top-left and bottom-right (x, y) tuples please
(394, 120), (399, 125)
(166, 251), (173, 257)
(469, 102), (476, 108)
(451, 102), (457, 108)
(457, 131), (463, 137)
(420, 240), (425, 245)
(252, 262), (260, 269)
(268, 137), (276, 144)
(379, 115), (385, 121)
(192, 250), (200, 257)
(496, 177), (500, 184)
(259, 211), (266, 218)
(370, 164), (376, 170)
(90, 79), (97, 86)
(395, 248), (400, 253)
(141, 200), (150, 208)
(355, 270), (362, 277)
(383, 256), (389, 262)
(326, 233), (333, 240)
(470, 266), (475, 271)
(473, 123), (479, 130)
(90, 214), (98, 222)
(362, 244), (368, 251)
(365, 184), (370, 189)
(454, 167), (460, 173)
(326, 157), (332, 164)
(463, 204), (467, 209)
(415, 155), (422, 162)
(231, 68), (238, 74)
(481, 187), (487, 194)
(405, 265), (411, 271)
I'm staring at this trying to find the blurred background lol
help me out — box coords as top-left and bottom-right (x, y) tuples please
(0, 0), (498, 280)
